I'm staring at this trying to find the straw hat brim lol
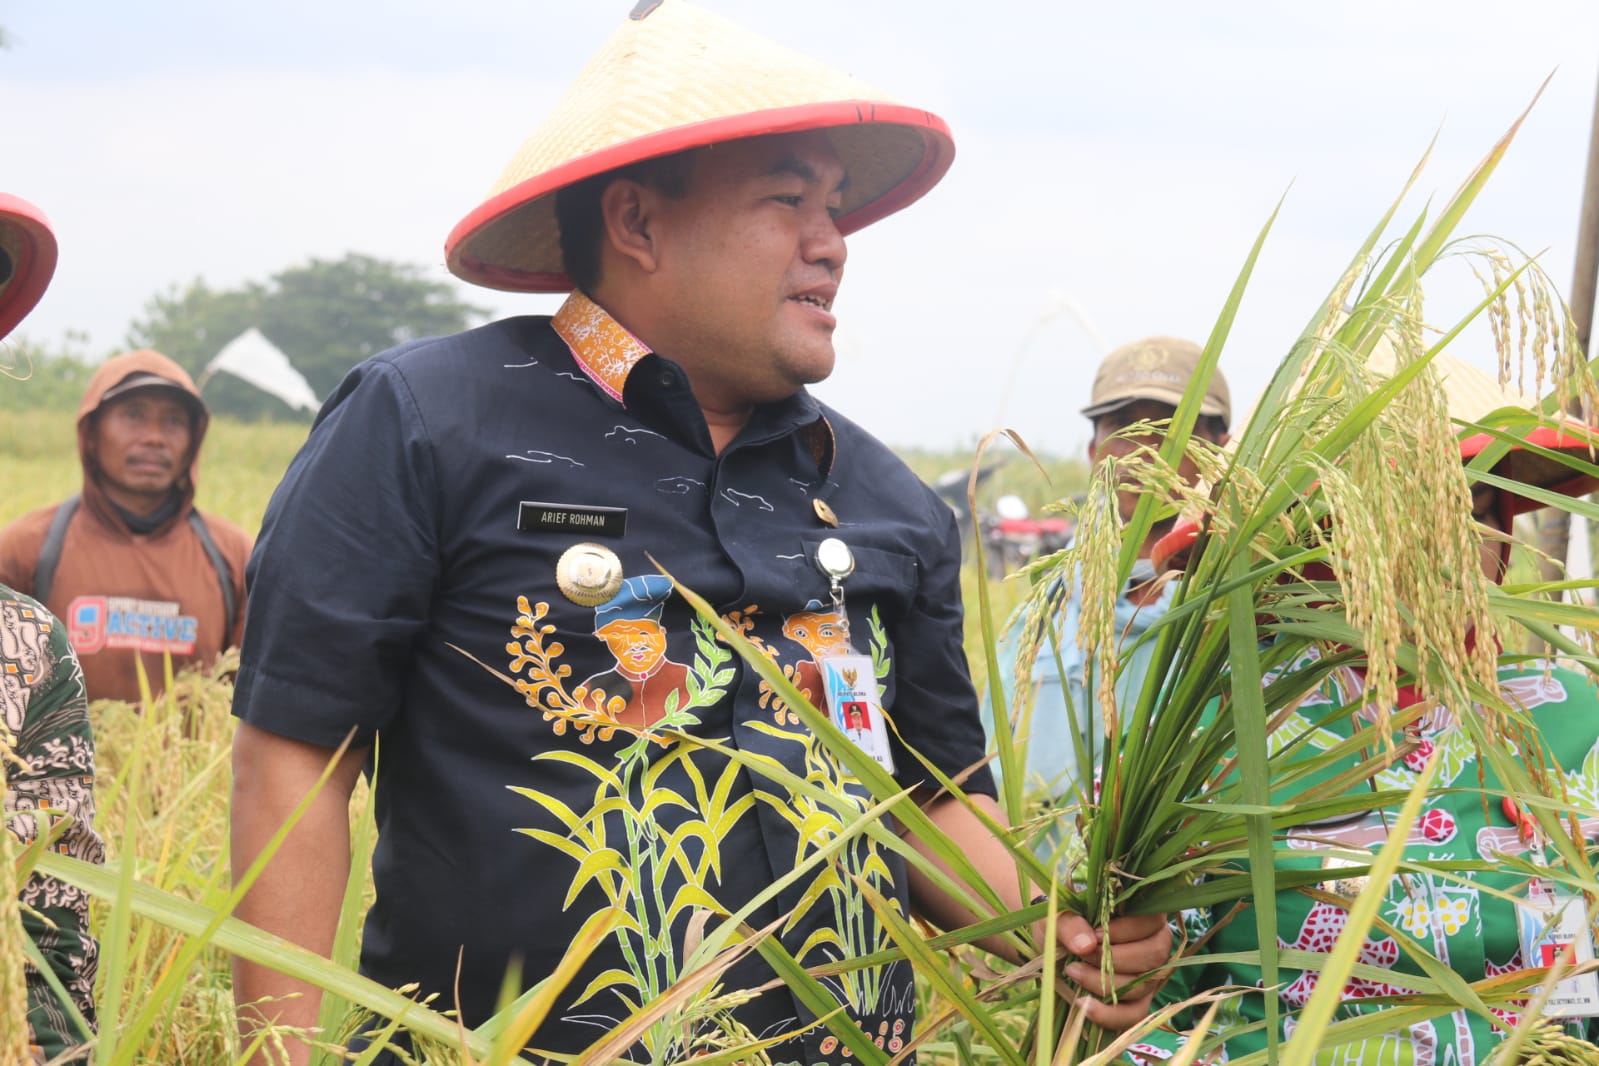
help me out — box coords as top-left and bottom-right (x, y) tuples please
(1431, 352), (1597, 512)
(1152, 350), (1599, 571)
(1460, 423), (1599, 515)
(0, 193), (58, 339)
(446, 103), (952, 293)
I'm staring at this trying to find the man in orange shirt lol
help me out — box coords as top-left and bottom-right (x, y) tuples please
(0, 349), (253, 703)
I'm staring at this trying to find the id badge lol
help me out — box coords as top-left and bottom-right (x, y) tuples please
(1517, 878), (1599, 1017)
(819, 652), (896, 774)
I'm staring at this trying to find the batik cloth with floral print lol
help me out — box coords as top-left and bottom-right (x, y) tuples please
(2, 584), (103, 1059)
(1127, 653), (1599, 1066)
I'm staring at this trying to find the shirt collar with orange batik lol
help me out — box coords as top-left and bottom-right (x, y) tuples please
(552, 289), (836, 476)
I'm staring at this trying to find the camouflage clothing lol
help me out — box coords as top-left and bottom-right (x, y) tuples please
(2, 584), (103, 1059)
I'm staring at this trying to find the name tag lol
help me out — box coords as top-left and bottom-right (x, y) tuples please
(819, 652), (896, 774)
(1518, 878), (1599, 1017)
(518, 501), (628, 538)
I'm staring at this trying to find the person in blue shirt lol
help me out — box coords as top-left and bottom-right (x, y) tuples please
(987, 337), (1230, 856)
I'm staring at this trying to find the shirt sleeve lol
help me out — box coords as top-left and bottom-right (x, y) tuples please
(1, 590), (103, 1056)
(886, 494), (996, 799)
(232, 359), (441, 748)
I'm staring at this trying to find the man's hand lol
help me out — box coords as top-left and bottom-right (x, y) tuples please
(905, 792), (1171, 1032)
(1055, 911), (1171, 1030)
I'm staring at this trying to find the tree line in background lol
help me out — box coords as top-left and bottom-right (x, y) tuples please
(3, 253), (489, 418)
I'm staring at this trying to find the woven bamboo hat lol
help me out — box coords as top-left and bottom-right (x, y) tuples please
(1152, 348), (1599, 569)
(1437, 354), (1598, 516)
(445, 0), (955, 293)
(0, 193), (58, 339)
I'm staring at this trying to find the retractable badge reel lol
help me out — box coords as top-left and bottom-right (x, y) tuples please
(1510, 799), (1599, 1017)
(814, 538), (895, 773)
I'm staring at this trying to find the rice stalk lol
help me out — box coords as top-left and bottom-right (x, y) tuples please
(1, 725), (32, 1064)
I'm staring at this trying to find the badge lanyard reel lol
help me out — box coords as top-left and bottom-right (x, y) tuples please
(814, 537), (895, 774)
(1509, 798), (1599, 1017)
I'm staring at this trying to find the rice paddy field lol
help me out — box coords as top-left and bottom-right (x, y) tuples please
(1, 261), (1590, 1064)
(0, 406), (1086, 1062)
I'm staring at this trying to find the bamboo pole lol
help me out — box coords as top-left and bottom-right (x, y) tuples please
(1535, 64), (1599, 613)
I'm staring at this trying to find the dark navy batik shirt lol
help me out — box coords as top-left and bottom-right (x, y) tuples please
(233, 291), (994, 1064)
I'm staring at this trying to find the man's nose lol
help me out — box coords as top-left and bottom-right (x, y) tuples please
(803, 210), (847, 274)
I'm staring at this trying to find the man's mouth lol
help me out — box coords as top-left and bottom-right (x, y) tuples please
(789, 282), (838, 315)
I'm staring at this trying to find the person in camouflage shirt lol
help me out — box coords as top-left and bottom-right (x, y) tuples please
(2, 584), (104, 1060)
(1, 193), (105, 1060)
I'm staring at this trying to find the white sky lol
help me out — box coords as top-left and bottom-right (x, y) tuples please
(5, 1), (1598, 455)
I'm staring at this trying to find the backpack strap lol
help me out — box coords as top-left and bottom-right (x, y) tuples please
(34, 493), (81, 606)
(36, 494), (238, 650)
(187, 510), (237, 649)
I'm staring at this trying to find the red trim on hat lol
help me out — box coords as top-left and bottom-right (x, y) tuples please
(445, 101), (954, 293)
(0, 193), (58, 339)
(1458, 423), (1591, 459)
(1460, 423), (1599, 514)
(1150, 521), (1201, 574)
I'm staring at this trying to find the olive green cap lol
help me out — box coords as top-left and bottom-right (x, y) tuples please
(1081, 336), (1230, 426)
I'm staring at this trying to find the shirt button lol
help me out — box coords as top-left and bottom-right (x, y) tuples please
(658, 370), (675, 388)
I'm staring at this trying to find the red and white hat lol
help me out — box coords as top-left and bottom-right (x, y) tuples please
(1150, 351), (1599, 571)
(0, 193), (58, 339)
(445, 0), (954, 293)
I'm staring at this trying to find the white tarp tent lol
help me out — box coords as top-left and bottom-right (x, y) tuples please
(199, 327), (319, 413)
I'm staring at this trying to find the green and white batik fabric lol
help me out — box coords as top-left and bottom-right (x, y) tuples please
(1129, 651), (1599, 1066)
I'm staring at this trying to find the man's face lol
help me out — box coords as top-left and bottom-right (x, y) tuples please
(1089, 399), (1226, 523)
(783, 611), (851, 659)
(90, 389), (193, 507)
(597, 618), (668, 674)
(645, 131), (849, 408)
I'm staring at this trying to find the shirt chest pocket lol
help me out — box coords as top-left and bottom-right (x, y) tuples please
(792, 535), (919, 633)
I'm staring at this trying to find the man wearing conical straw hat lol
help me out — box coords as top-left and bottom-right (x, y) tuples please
(0, 194), (106, 1063)
(231, 2), (1170, 1061)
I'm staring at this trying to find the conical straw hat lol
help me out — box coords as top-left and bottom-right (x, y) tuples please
(445, 0), (955, 293)
(1436, 353), (1598, 514)
(1226, 337), (1548, 449)
(1151, 344), (1597, 570)
(0, 193), (58, 339)
(1367, 342), (1596, 509)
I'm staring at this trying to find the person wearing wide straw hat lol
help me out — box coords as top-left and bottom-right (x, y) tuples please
(986, 337), (1230, 853)
(230, 3), (1169, 1061)
(1127, 357), (1599, 1065)
(0, 194), (106, 1063)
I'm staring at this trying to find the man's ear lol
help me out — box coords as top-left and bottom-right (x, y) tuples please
(599, 179), (662, 274)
